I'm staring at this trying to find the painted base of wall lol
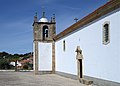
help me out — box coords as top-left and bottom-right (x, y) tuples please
(38, 71), (53, 74)
(55, 71), (78, 80)
(56, 71), (120, 86)
(84, 76), (120, 86)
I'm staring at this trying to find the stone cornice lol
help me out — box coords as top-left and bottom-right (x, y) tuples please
(33, 39), (54, 43)
(33, 22), (56, 26)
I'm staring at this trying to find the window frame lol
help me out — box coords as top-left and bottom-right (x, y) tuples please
(102, 21), (110, 45)
(63, 40), (66, 51)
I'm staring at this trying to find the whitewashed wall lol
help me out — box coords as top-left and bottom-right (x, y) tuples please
(38, 42), (52, 71)
(55, 9), (120, 83)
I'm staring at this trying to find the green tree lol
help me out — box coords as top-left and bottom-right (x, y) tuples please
(0, 52), (11, 69)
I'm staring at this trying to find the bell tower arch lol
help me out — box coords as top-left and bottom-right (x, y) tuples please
(43, 25), (48, 40)
(33, 12), (56, 74)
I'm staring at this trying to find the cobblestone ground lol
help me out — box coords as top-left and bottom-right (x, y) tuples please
(0, 72), (88, 86)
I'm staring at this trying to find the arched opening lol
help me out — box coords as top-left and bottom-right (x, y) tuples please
(43, 25), (48, 40)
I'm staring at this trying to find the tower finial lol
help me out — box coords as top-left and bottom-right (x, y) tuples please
(42, 12), (45, 18)
(41, 5), (45, 17)
(35, 12), (37, 17)
(34, 12), (38, 22)
(51, 17), (53, 22)
(53, 14), (56, 22)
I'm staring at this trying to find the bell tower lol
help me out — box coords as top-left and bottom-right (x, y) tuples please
(33, 12), (56, 74)
(33, 12), (56, 42)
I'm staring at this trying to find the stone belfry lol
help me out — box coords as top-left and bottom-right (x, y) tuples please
(33, 12), (56, 41)
(33, 12), (56, 74)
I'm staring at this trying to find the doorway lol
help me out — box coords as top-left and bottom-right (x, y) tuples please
(78, 59), (83, 78)
(80, 59), (83, 78)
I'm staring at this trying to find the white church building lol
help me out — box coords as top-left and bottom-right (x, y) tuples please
(33, 0), (120, 86)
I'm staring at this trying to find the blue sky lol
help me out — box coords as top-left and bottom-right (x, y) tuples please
(0, 0), (108, 54)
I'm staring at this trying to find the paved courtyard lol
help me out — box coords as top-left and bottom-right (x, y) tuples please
(0, 71), (88, 86)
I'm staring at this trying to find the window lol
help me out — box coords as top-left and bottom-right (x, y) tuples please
(43, 26), (48, 40)
(103, 22), (110, 45)
(63, 40), (66, 51)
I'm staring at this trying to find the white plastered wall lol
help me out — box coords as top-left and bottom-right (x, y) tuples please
(38, 42), (52, 71)
(55, 9), (120, 83)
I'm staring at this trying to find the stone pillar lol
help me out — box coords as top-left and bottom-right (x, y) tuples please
(52, 42), (55, 73)
(34, 41), (39, 74)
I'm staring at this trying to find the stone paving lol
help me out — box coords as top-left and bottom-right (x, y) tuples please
(0, 71), (89, 86)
